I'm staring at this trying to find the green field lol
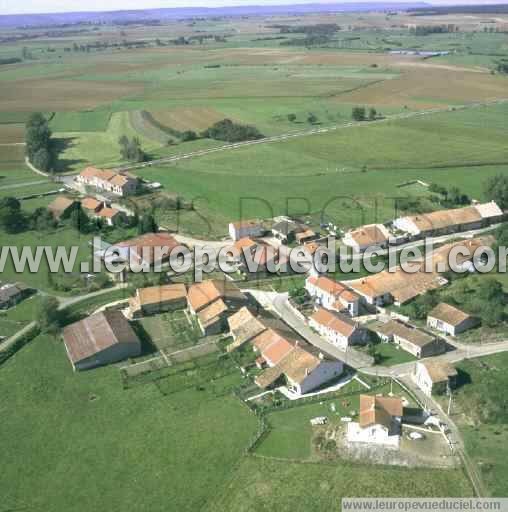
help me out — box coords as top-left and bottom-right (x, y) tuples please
(209, 457), (473, 511)
(373, 342), (418, 366)
(0, 334), (259, 512)
(136, 161), (508, 238)
(49, 109), (112, 132)
(0, 293), (41, 337)
(1, 10), (508, 508)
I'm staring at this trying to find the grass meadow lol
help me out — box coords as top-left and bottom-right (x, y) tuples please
(0, 334), (259, 512)
(445, 353), (508, 497)
(209, 457), (473, 511)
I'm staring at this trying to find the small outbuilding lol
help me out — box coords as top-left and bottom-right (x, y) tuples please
(47, 196), (79, 220)
(371, 320), (445, 359)
(427, 303), (479, 336)
(414, 361), (457, 397)
(128, 283), (187, 318)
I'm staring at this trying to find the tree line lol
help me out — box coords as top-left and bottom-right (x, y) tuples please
(352, 106), (378, 121)
(26, 113), (55, 172)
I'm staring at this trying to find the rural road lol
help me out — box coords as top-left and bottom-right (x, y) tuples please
(117, 98), (508, 172)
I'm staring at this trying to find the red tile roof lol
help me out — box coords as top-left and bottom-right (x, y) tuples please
(310, 307), (357, 337)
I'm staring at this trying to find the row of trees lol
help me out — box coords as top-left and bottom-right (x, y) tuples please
(428, 183), (471, 207)
(352, 106), (377, 122)
(485, 174), (508, 209)
(119, 135), (146, 163)
(26, 112), (54, 172)
(495, 59), (508, 74)
(409, 24), (458, 36)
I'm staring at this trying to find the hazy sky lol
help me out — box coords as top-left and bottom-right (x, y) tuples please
(0, 0), (503, 16)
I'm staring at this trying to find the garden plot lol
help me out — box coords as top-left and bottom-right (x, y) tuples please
(137, 310), (202, 352)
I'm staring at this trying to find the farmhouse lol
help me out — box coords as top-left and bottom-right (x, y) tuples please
(343, 223), (391, 252)
(309, 308), (368, 350)
(393, 202), (502, 238)
(253, 327), (344, 396)
(47, 196), (79, 220)
(347, 264), (446, 307)
(226, 306), (282, 352)
(113, 232), (180, 268)
(76, 166), (139, 197)
(372, 319), (445, 358)
(427, 303), (479, 336)
(228, 219), (264, 241)
(271, 219), (300, 244)
(306, 276), (361, 316)
(347, 395), (403, 449)
(414, 361), (457, 397)
(128, 283), (187, 319)
(63, 310), (141, 371)
(96, 207), (125, 226)
(81, 196), (103, 214)
(233, 238), (278, 275)
(0, 282), (31, 310)
(187, 279), (247, 335)
(256, 344), (343, 396)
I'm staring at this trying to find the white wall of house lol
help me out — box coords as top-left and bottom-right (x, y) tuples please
(427, 315), (477, 336)
(393, 335), (422, 358)
(287, 360), (344, 396)
(414, 363), (434, 396)
(228, 223), (263, 241)
(393, 217), (421, 236)
(309, 317), (367, 350)
(346, 422), (400, 449)
(306, 279), (360, 316)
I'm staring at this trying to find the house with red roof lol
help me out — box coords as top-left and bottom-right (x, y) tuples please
(306, 275), (361, 316)
(309, 307), (368, 350)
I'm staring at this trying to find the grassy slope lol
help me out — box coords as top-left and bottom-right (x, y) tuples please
(0, 334), (259, 512)
(0, 227), (92, 292)
(0, 293), (42, 336)
(53, 111), (162, 172)
(451, 353), (508, 497)
(209, 457), (473, 512)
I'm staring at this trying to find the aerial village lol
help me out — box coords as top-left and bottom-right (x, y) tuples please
(0, 162), (498, 468)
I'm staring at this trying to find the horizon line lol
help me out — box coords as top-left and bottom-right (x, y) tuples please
(2, 1), (507, 19)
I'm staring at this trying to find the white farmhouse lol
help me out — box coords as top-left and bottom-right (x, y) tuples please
(255, 345), (344, 396)
(393, 202), (502, 238)
(414, 361), (457, 397)
(347, 395), (403, 449)
(305, 275), (360, 316)
(228, 219), (264, 241)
